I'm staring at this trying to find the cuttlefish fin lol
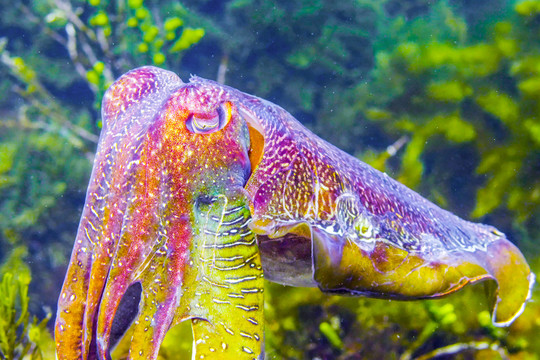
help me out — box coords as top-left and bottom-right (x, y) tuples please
(480, 239), (534, 326)
(185, 194), (265, 359)
(311, 225), (534, 327)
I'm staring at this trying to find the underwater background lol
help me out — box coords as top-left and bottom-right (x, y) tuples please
(0, 0), (539, 358)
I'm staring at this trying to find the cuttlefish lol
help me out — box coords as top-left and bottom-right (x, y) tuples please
(55, 66), (534, 359)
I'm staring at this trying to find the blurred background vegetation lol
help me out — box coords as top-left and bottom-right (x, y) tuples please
(0, 0), (539, 359)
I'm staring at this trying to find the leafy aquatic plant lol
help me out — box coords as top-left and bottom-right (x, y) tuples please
(361, 1), (540, 226)
(0, 248), (53, 360)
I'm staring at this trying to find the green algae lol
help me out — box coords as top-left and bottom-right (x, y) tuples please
(361, 0), (540, 225)
(0, 248), (54, 360)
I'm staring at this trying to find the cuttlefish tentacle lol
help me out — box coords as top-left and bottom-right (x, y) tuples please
(93, 95), (196, 359)
(56, 67), (183, 359)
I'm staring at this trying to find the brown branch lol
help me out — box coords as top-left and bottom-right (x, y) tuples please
(65, 23), (93, 91)
(14, 86), (99, 144)
(20, 4), (68, 47)
(217, 54), (229, 84)
(386, 135), (409, 156)
(53, 0), (98, 42)
(413, 341), (508, 360)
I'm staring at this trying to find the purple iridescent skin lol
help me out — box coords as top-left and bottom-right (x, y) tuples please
(56, 66), (534, 360)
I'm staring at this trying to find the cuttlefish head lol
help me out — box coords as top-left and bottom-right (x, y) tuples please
(55, 66), (253, 359)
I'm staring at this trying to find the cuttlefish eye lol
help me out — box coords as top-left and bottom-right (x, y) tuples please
(186, 102), (231, 134)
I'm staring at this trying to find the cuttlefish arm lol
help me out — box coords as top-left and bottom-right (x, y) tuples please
(188, 193), (265, 359)
(55, 66), (263, 359)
